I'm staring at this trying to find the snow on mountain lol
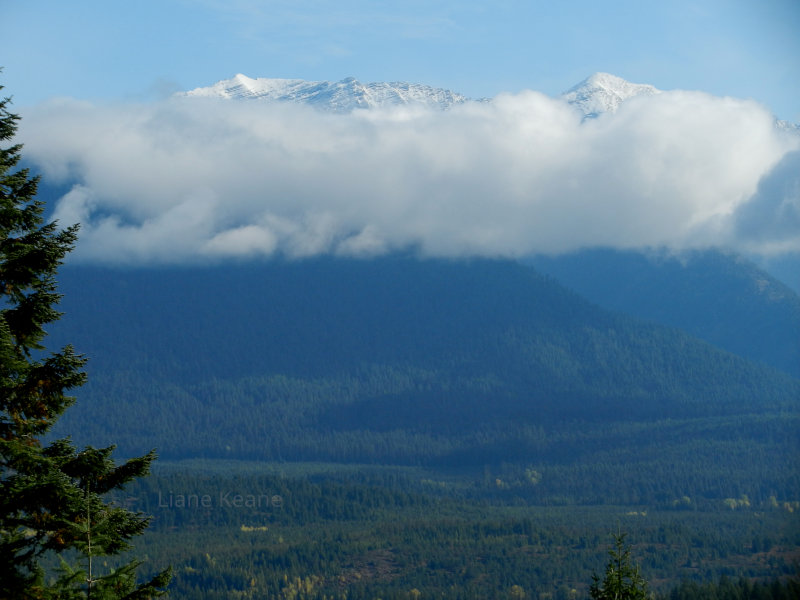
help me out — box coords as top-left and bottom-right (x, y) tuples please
(181, 74), (474, 112)
(776, 119), (800, 134)
(181, 72), (661, 117)
(560, 72), (660, 118)
(181, 73), (799, 131)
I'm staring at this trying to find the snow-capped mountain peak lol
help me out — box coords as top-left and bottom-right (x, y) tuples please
(181, 75), (474, 112)
(182, 72), (662, 118)
(561, 72), (660, 118)
(178, 73), (800, 130)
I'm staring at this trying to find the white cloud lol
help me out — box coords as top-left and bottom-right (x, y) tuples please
(733, 149), (800, 255)
(204, 224), (278, 257)
(18, 89), (799, 264)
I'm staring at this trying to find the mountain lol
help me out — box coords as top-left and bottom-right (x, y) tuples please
(179, 71), (662, 116)
(28, 73), (800, 506)
(182, 71), (661, 118)
(181, 73), (476, 112)
(776, 119), (800, 134)
(180, 72), (800, 134)
(181, 72), (660, 116)
(44, 256), (799, 505)
(560, 72), (660, 118)
(530, 249), (800, 378)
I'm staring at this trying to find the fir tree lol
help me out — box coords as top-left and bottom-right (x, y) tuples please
(589, 533), (649, 600)
(0, 78), (171, 598)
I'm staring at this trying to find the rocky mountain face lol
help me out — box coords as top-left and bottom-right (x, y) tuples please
(560, 72), (660, 118)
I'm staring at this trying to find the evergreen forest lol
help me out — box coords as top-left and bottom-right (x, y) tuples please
(36, 257), (800, 599)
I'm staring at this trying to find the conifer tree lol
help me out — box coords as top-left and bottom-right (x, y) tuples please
(0, 79), (171, 598)
(589, 533), (649, 600)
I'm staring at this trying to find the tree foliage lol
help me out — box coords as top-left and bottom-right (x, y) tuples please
(0, 78), (170, 598)
(590, 533), (649, 600)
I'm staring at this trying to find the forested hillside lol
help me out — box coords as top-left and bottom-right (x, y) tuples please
(44, 256), (799, 508)
(530, 248), (800, 378)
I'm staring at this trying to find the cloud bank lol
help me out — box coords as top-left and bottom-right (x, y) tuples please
(17, 89), (800, 264)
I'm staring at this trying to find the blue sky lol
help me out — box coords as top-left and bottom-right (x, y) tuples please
(3, 0), (799, 274)
(2, 0), (798, 121)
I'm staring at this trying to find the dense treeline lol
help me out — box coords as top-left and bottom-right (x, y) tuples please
(661, 576), (800, 600)
(110, 465), (799, 599)
(47, 360), (799, 506)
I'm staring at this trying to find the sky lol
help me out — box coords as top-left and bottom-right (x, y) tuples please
(1, 0), (799, 269)
(3, 0), (798, 119)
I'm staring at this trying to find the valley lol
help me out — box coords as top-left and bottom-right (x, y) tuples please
(42, 255), (800, 598)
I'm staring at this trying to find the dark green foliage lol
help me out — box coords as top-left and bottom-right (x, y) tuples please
(0, 81), (170, 598)
(30, 258), (798, 596)
(0, 90), (84, 442)
(661, 576), (800, 600)
(590, 533), (649, 600)
(90, 464), (800, 599)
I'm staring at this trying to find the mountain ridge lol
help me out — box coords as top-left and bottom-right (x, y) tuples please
(181, 73), (476, 112)
(179, 72), (659, 117)
(530, 248), (800, 378)
(181, 72), (800, 130)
